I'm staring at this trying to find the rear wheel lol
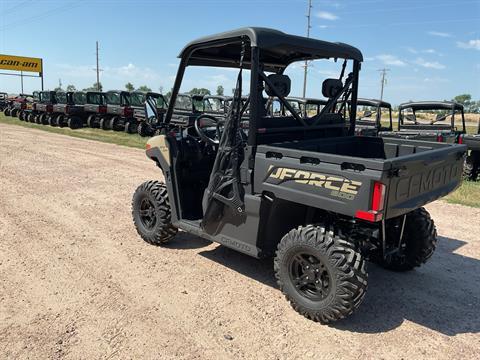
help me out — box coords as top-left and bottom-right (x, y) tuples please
(11, 109), (18, 117)
(47, 115), (56, 126)
(109, 116), (120, 131)
(4, 108), (11, 116)
(275, 225), (367, 323)
(87, 114), (97, 128)
(99, 117), (110, 130)
(40, 114), (49, 125)
(68, 116), (82, 129)
(36, 114), (43, 124)
(463, 155), (478, 181)
(374, 208), (437, 271)
(132, 181), (178, 245)
(124, 121), (137, 134)
(56, 115), (65, 127)
(18, 111), (24, 121)
(137, 122), (151, 137)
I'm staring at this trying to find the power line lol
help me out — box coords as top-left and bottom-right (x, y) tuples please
(302, 0), (312, 99)
(378, 68), (390, 101)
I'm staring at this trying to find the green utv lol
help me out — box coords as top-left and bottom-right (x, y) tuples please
(131, 28), (466, 323)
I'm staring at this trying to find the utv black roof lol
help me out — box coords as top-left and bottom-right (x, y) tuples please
(356, 98), (392, 108)
(179, 27), (363, 71)
(399, 101), (463, 111)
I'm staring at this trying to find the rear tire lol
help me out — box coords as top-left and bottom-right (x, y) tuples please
(56, 115), (65, 127)
(374, 207), (437, 271)
(463, 155), (478, 181)
(40, 114), (49, 125)
(68, 116), (82, 129)
(99, 117), (110, 130)
(109, 116), (120, 131)
(47, 115), (56, 126)
(36, 114), (43, 124)
(137, 122), (151, 137)
(132, 181), (178, 245)
(11, 109), (18, 117)
(274, 225), (367, 323)
(124, 121), (137, 134)
(4, 108), (11, 116)
(18, 111), (24, 121)
(87, 114), (97, 128)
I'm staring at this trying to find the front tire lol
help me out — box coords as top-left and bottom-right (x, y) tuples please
(56, 115), (65, 127)
(68, 116), (82, 129)
(132, 181), (178, 245)
(374, 208), (437, 271)
(109, 116), (120, 131)
(463, 155), (478, 181)
(275, 225), (367, 324)
(124, 121), (136, 134)
(99, 117), (110, 130)
(87, 114), (97, 128)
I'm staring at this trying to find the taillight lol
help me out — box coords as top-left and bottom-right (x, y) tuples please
(458, 135), (463, 144)
(99, 105), (107, 114)
(437, 134), (444, 142)
(46, 104), (53, 112)
(123, 106), (133, 117)
(355, 181), (385, 222)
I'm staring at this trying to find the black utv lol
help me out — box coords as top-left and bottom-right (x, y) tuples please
(0, 92), (8, 111)
(353, 98), (393, 136)
(51, 91), (88, 129)
(382, 101), (465, 143)
(33, 91), (57, 125)
(132, 92), (168, 137)
(131, 27), (466, 324)
(84, 91), (107, 128)
(99, 90), (136, 132)
(461, 123), (480, 181)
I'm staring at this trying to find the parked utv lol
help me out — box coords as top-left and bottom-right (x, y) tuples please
(10, 93), (33, 119)
(131, 28), (466, 324)
(132, 92), (168, 137)
(98, 90), (136, 132)
(381, 101), (465, 143)
(33, 91), (57, 125)
(51, 91), (88, 129)
(0, 92), (8, 111)
(18, 92), (39, 121)
(353, 98), (392, 136)
(461, 122), (480, 181)
(84, 91), (107, 128)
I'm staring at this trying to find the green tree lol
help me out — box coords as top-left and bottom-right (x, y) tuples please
(66, 84), (77, 92)
(125, 82), (135, 91)
(54, 86), (63, 92)
(189, 87), (211, 96)
(137, 85), (152, 92)
(216, 85), (224, 96)
(83, 82), (103, 92)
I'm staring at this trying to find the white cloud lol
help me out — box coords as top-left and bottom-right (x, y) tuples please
(457, 39), (480, 50)
(318, 25), (329, 29)
(427, 31), (452, 38)
(376, 54), (406, 67)
(315, 11), (338, 20)
(423, 77), (449, 83)
(414, 58), (446, 69)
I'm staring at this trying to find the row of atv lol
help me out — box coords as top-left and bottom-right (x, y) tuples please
(2, 90), (168, 134)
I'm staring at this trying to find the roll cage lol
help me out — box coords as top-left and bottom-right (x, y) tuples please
(164, 27), (363, 146)
(397, 101), (465, 133)
(354, 98), (393, 130)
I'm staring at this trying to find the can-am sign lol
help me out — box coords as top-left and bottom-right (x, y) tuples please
(0, 54), (42, 73)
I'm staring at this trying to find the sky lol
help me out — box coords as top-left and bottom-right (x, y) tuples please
(0, 0), (479, 105)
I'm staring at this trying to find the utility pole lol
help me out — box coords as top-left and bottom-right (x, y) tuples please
(58, 78), (62, 89)
(302, 0), (313, 98)
(378, 68), (390, 101)
(96, 41), (100, 90)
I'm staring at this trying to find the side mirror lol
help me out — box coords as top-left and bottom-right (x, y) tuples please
(363, 110), (372, 118)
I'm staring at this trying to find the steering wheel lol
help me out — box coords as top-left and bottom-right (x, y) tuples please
(194, 114), (222, 145)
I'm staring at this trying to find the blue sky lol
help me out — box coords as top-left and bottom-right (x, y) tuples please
(1, 0), (479, 105)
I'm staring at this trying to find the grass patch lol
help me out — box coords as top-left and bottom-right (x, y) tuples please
(444, 181), (480, 208)
(0, 113), (148, 149)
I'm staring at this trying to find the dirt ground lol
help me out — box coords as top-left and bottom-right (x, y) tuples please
(1, 123), (479, 359)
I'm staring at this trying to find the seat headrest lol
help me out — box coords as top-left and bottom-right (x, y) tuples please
(265, 74), (291, 97)
(322, 78), (343, 98)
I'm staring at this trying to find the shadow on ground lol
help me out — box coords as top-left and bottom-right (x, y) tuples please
(185, 235), (480, 336)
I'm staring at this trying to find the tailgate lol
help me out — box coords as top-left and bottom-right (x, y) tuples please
(385, 143), (466, 218)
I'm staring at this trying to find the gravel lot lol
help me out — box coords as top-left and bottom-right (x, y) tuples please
(1, 123), (479, 359)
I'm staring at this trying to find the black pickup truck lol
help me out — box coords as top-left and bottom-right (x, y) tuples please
(132, 27), (467, 324)
(353, 98), (392, 136)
